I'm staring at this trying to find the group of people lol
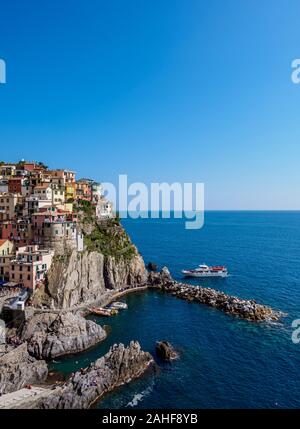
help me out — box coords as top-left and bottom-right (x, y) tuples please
(0, 286), (22, 297)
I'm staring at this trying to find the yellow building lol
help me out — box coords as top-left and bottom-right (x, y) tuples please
(0, 193), (20, 221)
(65, 183), (76, 202)
(0, 239), (14, 281)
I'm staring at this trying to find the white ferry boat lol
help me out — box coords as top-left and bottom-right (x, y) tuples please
(182, 264), (228, 278)
(108, 301), (128, 310)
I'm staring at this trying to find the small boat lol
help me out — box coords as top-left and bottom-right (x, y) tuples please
(182, 264), (228, 278)
(89, 307), (118, 317)
(108, 301), (128, 310)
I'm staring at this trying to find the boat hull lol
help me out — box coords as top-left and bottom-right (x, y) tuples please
(182, 271), (228, 278)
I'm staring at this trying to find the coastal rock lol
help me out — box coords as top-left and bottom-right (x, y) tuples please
(33, 249), (147, 310)
(160, 267), (172, 282)
(21, 312), (106, 360)
(147, 262), (158, 272)
(34, 341), (154, 409)
(42, 250), (106, 309)
(148, 267), (172, 287)
(0, 343), (48, 395)
(156, 341), (179, 360)
(103, 252), (147, 290)
(149, 269), (283, 322)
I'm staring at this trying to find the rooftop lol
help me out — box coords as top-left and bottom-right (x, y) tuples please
(34, 184), (51, 190)
(0, 239), (10, 247)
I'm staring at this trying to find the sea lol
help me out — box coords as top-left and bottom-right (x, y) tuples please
(51, 211), (300, 409)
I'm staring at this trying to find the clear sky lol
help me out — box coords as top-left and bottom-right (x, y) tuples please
(0, 0), (300, 209)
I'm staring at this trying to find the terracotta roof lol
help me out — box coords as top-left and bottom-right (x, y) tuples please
(34, 184), (51, 189)
(0, 239), (9, 247)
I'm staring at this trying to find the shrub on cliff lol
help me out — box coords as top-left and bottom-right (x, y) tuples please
(83, 219), (136, 261)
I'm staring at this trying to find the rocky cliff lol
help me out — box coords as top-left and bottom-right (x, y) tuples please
(0, 343), (48, 395)
(21, 312), (107, 360)
(33, 341), (154, 409)
(33, 218), (147, 309)
(103, 252), (147, 290)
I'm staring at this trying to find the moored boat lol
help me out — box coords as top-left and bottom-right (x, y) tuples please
(89, 307), (118, 317)
(108, 301), (128, 310)
(182, 264), (228, 278)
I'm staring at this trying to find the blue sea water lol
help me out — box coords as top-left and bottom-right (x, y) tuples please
(52, 211), (300, 408)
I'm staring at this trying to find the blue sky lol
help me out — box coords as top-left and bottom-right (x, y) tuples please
(0, 0), (300, 209)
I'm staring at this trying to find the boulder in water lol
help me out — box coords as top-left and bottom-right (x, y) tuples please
(156, 341), (179, 361)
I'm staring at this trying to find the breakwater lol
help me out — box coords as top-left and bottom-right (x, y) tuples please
(149, 268), (284, 322)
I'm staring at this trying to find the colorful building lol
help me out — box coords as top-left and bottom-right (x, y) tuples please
(0, 193), (20, 221)
(0, 239), (14, 281)
(0, 239), (13, 257)
(95, 199), (114, 219)
(9, 245), (54, 290)
(0, 164), (16, 178)
(0, 219), (30, 248)
(8, 177), (23, 193)
(33, 184), (53, 201)
(76, 178), (93, 201)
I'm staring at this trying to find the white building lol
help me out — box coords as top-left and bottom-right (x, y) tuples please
(24, 196), (51, 216)
(77, 233), (84, 251)
(33, 184), (53, 201)
(95, 199), (114, 219)
(91, 182), (103, 203)
(0, 180), (8, 194)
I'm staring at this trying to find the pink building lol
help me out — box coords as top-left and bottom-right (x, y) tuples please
(0, 220), (30, 248)
(9, 245), (54, 290)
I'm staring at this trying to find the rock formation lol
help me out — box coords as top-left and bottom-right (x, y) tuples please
(147, 262), (158, 272)
(33, 341), (153, 409)
(32, 219), (147, 310)
(0, 343), (48, 395)
(103, 252), (147, 290)
(156, 341), (179, 360)
(21, 312), (106, 360)
(149, 268), (284, 322)
(36, 251), (106, 309)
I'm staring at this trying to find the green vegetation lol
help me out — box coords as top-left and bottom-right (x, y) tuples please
(74, 199), (96, 224)
(73, 201), (136, 260)
(75, 199), (93, 214)
(84, 218), (136, 260)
